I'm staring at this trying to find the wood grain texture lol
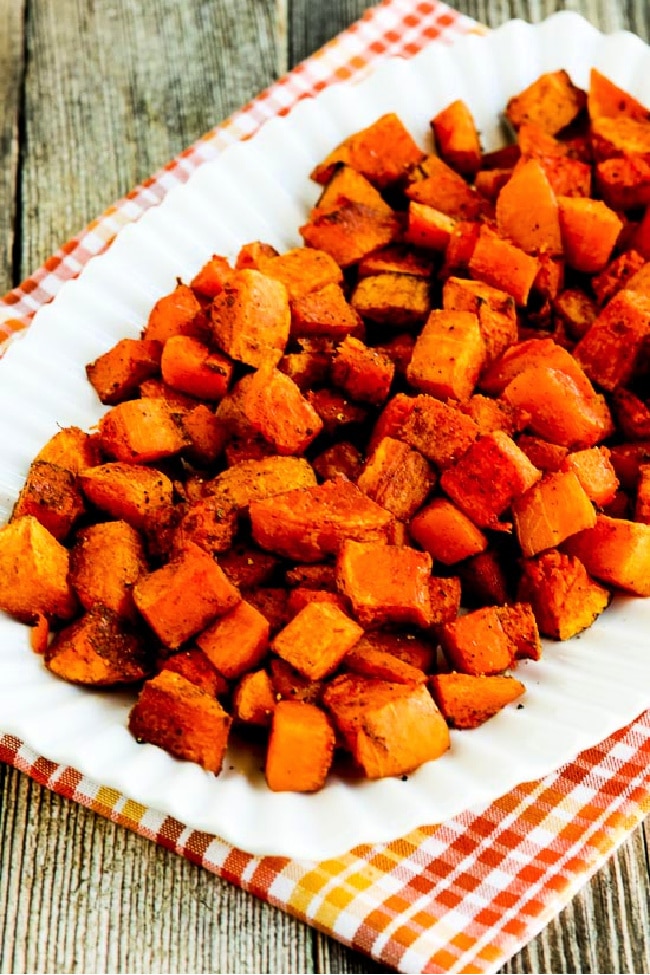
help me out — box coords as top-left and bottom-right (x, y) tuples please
(0, 0), (24, 293)
(1, 1), (650, 973)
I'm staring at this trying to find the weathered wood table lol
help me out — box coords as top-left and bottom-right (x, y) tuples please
(1, 1), (650, 972)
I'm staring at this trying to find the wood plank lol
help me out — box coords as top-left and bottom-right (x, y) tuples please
(20, 0), (282, 277)
(0, 0), (25, 293)
(3, 0), (650, 973)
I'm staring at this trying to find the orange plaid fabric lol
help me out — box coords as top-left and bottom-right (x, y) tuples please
(2, 3), (647, 973)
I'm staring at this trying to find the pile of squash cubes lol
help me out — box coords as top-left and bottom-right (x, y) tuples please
(2, 66), (650, 791)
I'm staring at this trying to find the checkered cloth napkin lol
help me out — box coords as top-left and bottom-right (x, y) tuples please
(3, 2), (650, 972)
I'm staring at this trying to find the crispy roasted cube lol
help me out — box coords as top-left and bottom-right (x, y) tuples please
(558, 196), (623, 274)
(0, 515), (77, 623)
(337, 540), (432, 629)
(553, 287), (598, 341)
(352, 630), (436, 673)
(505, 69), (586, 134)
(401, 394), (480, 469)
(561, 446), (619, 507)
(278, 350), (331, 390)
(128, 670), (232, 773)
(290, 282), (362, 339)
(459, 395), (527, 437)
(160, 335), (233, 401)
(310, 112), (425, 188)
(305, 387), (368, 434)
(265, 700), (336, 792)
(516, 435), (568, 473)
(431, 99), (482, 176)
(210, 268), (291, 368)
(574, 289), (650, 391)
(439, 603), (539, 675)
(442, 276), (517, 364)
(45, 605), (153, 686)
(300, 168), (400, 267)
(142, 283), (205, 343)
(86, 337), (162, 405)
(159, 648), (227, 697)
(407, 309), (485, 401)
(502, 364), (613, 449)
(196, 599), (269, 679)
(34, 425), (101, 473)
(565, 514), (650, 596)
(496, 158), (563, 256)
(330, 336), (395, 406)
(250, 478), (396, 562)
(518, 549), (611, 640)
(70, 519), (147, 620)
(240, 363), (323, 454)
(404, 203), (456, 252)
(410, 498), (487, 565)
(350, 272), (430, 327)
(12, 460), (85, 541)
(469, 226), (540, 307)
(205, 455), (317, 515)
(98, 397), (187, 464)
(406, 154), (482, 219)
(286, 586), (348, 617)
(322, 674), (450, 779)
(512, 470), (597, 558)
(179, 404), (227, 467)
(272, 600), (363, 680)
(430, 672), (525, 729)
(172, 497), (239, 556)
(133, 543), (241, 649)
(592, 250), (647, 305)
(342, 644), (427, 685)
(357, 436), (431, 521)
(190, 253), (232, 298)
(78, 463), (174, 532)
(232, 669), (276, 726)
(440, 432), (542, 529)
(256, 247), (343, 300)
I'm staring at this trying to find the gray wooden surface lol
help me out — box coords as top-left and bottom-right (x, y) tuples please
(1, 1), (649, 972)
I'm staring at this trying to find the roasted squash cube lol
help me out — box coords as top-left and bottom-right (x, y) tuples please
(357, 436), (431, 521)
(337, 540), (432, 629)
(272, 600), (363, 680)
(0, 515), (77, 623)
(512, 470), (596, 558)
(86, 337), (162, 405)
(250, 478), (395, 562)
(406, 309), (485, 401)
(45, 605), (153, 686)
(12, 460), (85, 541)
(128, 670), (231, 774)
(265, 700), (336, 792)
(518, 549), (611, 640)
(196, 599), (269, 679)
(440, 432), (542, 529)
(322, 674), (450, 779)
(211, 268), (290, 368)
(430, 672), (525, 729)
(70, 520), (147, 620)
(133, 543), (241, 649)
